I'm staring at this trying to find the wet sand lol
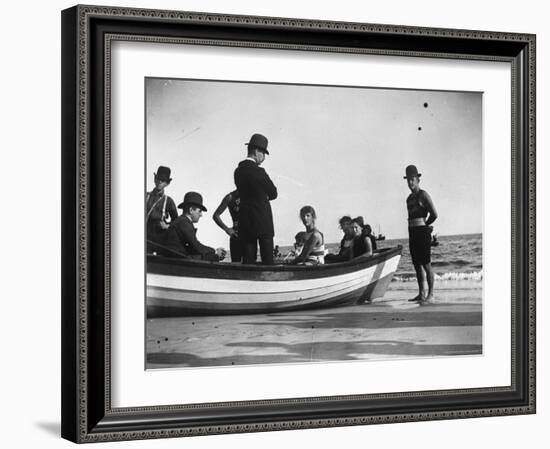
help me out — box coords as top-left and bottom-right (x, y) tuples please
(146, 283), (482, 369)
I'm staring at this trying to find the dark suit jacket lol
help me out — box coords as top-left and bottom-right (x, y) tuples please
(146, 189), (178, 242)
(234, 159), (278, 238)
(161, 214), (219, 261)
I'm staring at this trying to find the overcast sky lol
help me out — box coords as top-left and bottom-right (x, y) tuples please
(146, 78), (482, 249)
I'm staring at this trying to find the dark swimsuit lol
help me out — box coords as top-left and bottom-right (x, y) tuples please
(407, 190), (432, 265)
(352, 235), (368, 258)
(325, 236), (354, 263)
(227, 190), (244, 262)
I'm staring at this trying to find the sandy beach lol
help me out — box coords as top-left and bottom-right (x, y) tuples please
(146, 281), (482, 369)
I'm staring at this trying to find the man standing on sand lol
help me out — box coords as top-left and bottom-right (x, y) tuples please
(234, 133), (278, 264)
(404, 165), (438, 304)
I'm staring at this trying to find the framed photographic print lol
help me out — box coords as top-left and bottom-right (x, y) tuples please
(61, 4), (536, 443)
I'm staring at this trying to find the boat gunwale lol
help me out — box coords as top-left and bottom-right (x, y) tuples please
(147, 245), (403, 275)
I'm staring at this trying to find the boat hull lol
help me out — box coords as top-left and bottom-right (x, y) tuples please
(147, 246), (402, 316)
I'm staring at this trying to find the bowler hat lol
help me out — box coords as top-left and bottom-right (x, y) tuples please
(245, 133), (269, 154)
(403, 165), (422, 179)
(178, 191), (207, 212)
(155, 166), (172, 182)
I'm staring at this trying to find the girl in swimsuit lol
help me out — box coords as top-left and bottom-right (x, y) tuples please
(289, 206), (325, 265)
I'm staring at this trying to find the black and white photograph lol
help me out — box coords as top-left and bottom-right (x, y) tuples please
(2, 0), (545, 446)
(145, 78), (483, 369)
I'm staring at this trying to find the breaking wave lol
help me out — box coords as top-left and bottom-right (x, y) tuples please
(393, 270), (483, 282)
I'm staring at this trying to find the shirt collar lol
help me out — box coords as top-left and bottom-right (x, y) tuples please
(183, 214), (196, 227)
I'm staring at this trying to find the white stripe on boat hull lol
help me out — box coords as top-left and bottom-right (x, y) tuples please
(147, 254), (400, 308)
(148, 272), (396, 314)
(149, 272), (371, 306)
(147, 254), (400, 295)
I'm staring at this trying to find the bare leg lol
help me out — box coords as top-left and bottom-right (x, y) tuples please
(408, 263), (426, 301)
(424, 262), (435, 300)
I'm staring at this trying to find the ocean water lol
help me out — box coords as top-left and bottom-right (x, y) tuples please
(280, 233), (483, 303)
(377, 233), (482, 304)
(373, 233), (482, 282)
(279, 233), (482, 281)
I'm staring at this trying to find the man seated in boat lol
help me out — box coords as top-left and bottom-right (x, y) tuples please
(350, 216), (374, 258)
(146, 166), (178, 253)
(325, 215), (355, 263)
(287, 206), (325, 265)
(160, 191), (226, 262)
(283, 231), (306, 263)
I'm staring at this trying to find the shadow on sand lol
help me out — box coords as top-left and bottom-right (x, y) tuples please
(148, 338), (481, 368)
(241, 309), (482, 330)
(147, 304), (482, 368)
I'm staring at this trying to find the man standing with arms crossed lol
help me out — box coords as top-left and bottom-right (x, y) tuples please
(234, 133), (278, 264)
(404, 165), (438, 304)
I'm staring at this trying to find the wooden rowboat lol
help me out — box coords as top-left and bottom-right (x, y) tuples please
(147, 246), (402, 316)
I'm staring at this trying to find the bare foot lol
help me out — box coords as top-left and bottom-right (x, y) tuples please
(408, 294), (425, 302)
(419, 296), (435, 305)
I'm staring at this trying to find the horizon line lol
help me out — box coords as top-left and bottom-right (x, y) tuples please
(274, 231), (482, 248)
